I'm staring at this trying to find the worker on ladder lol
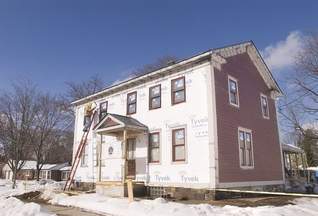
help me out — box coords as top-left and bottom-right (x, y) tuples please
(83, 103), (95, 132)
(64, 102), (97, 191)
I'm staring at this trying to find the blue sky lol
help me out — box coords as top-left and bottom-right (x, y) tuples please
(0, 0), (317, 94)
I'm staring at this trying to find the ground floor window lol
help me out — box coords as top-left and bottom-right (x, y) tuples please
(238, 128), (254, 168)
(149, 132), (160, 163)
(172, 128), (186, 162)
(81, 144), (89, 167)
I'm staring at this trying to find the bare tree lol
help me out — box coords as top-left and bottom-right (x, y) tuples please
(278, 33), (318, 140)
(65, 74), (105, 101)
(132, 55), (178, 76)
(0, 83), (37, 188)
(31, 94), (66, 181)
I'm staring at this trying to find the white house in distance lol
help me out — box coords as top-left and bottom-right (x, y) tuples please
(71, 41), (284, 199)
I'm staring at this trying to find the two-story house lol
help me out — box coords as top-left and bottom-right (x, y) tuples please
(71, 41), (284, 199)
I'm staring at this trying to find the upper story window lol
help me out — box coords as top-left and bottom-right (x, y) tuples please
(149, 85), (161, 110)
(149, 132), (160, 163)
(171, 76), (186, 105)
(172, 128), (186, 162)
(127, 91), (137, 115)
(99, 101), (108, 120)
(83, 115), (91, 132)
(260, 94), (269, 119)
(238, 128), (254, 168)
(228, 76), (239, 107)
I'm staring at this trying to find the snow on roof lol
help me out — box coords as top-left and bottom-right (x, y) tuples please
(41, 164), (58, 170)
(303, 122), (318, 131)
(282, 143), (304, 153)
(307, 167), (318, 171)
(60, 166), (71, 171)
(19, 160), (37, 170)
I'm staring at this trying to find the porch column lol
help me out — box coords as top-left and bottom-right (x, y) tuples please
(295, 153), (299, 176)
(288, 153), (292, 175)
(98, 135), (102, 182)
(122, 129), (127, 184)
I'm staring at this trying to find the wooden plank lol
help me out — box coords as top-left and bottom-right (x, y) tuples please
(127, 179), (134, 202)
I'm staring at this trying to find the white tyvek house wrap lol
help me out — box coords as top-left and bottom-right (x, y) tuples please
(73, 62), (215, 189)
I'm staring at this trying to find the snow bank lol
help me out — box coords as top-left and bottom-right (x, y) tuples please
(41, 191), (318, 216)
(0, 197), (54, 216)
(0, 179), (63, 198)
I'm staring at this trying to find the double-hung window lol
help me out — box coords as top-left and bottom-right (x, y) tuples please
(149, 85), (161, 110)
(99, 101), (108, 120)
(127, 91), (137, 115)
(171, 77), (186, 105)
(260, 94), (269, 119)
(238, 128), (254, 168)
(149, 132), (160, 163)
(228, 76), (239, 107)
(81, 144), (89, 167)
(172, 128), (186, 162)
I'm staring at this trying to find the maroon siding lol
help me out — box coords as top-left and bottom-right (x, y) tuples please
(215, 53), (283, 183)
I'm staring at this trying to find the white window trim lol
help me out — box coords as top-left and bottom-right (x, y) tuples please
(170, 125), (188, 165)
(260, 93), (270, 119)
(148, 129), (162, 165)
(228, 75), (240, 108)
(238, 127), (254, 169)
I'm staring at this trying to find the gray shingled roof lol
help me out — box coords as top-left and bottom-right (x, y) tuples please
(109, 113), (147, 128)
(94, 113), (148, 130)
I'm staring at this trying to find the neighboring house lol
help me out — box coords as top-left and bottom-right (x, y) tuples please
(39, 163), (70, 181)
(2, 161), (69, 181)
(2, 161), (36, 180)
(71, 41), (284, 199)
(60, 166), (71, 181)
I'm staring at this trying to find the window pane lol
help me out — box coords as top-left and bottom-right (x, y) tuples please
(240, 149), (245, 166)
(128, 104), (136, 114)
(174, 146), (185, 161)
(230, 80), (237, 92)
(151, 86), (160, 97)
(249, 150), (253, 166)
(174, 129), (185, 145)
(174, 90), (185, 103)
(128, 93), (136, 103)
(100, 102), (107, 112)
(151, 97), (161, 109)
(261, 96), (269, 117)
(150, 134), (159, 147)
(230, 92), (237, 104)
(173, 78), (184, 91)
(150, 148), (160, 162)
(246, 132), (251, 142)
(239, 131), (245, 148)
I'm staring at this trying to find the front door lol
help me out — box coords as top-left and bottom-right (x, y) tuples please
(126, 138), (136, 179)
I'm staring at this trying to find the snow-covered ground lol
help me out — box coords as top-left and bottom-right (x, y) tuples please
(0, 179), (56, 216)
(2, 179), (318, 216)
(41, 189), (318, 216)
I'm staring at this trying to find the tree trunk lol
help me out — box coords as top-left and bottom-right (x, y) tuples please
(36, 164), (40, 181)
(12, 168), (17, 189)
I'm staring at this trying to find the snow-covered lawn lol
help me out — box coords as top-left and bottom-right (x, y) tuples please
(42, 190), (318, 216)
(0, 179), (56, 216)
(2, 178), (318, 216)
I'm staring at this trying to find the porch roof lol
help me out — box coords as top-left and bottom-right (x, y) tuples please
(94, 113), (148, 134)
(282, 143), (304, 154)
